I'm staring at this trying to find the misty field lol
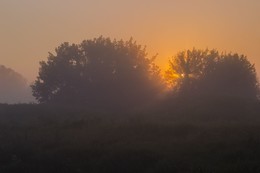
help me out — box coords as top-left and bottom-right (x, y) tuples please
(2, 1), (260, 172)
(0, 97), (260, 173)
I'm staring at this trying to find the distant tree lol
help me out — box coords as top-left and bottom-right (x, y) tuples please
(165, 48), (219, 94)
(199, 53), (259, 98)
(166, 48), (259, 98)
(0, 65), (33, 103)
(31, 36), (165, 110)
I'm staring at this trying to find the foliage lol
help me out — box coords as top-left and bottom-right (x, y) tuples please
(166, 48), (259, 98)
(0, 65), (33, 103)
(165, 49), (218, 93)
(1, 99), (260, 172)
(31, 36), (165, 110)
(199, 53), (259, 98)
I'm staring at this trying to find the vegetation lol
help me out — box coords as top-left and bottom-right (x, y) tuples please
(0, 98), (260, 173)
(166, 49), (259, 98)
(31, 37), (165, 111)
(0, 65), (33, 103)
(1, 37), (260, 172)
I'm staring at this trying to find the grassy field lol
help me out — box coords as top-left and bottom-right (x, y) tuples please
(0, 98), (260, 173)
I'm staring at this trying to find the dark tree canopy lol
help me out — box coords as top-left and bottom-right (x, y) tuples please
(32, 37), (165, 110)
(200, 53), (259, 98)
(166, 48), (259, 99)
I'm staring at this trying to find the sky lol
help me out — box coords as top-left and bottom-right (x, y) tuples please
(0, 0), (260, 83)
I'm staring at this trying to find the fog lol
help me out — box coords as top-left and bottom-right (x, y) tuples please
(0, 65), (34, 104)
(1, 1), (260, 83)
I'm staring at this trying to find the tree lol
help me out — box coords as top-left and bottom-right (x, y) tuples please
(165, 48), (219, 94)
(199, 53), (259, 98)
(0, 65), (33, 103)
(166, 48), (259, 98)
(31, 36), (165, 110)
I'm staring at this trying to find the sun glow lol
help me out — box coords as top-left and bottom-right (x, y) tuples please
(163, 68), (180, 89)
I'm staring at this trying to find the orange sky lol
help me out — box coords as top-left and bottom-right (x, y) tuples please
(0, 0), (260, 83)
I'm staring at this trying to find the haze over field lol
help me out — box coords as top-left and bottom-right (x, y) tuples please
(0, 0), (260, 83)
(1, 1), (260, 172)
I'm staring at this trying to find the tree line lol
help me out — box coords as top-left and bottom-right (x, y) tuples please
(165, 49), (259, 98)
(0, 65), (33, 104)
(31, 36), (259, 110)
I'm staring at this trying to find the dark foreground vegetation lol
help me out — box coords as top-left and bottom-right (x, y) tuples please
(1, 97), (260, 173)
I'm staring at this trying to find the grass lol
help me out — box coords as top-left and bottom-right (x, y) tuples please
(0, 97), (260, 172)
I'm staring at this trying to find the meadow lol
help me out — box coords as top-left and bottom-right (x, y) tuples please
(0, 97), (260, 173)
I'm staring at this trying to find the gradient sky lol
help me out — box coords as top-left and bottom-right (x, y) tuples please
(1, 0), (260, 83)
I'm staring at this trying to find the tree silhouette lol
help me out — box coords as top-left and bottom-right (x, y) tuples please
(32, 36), (165, 110)
(0, 65), (33, 103)
(166, 49), (259, 98)
(199, 53), (259, 98)
(165, 49), (219, 94)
